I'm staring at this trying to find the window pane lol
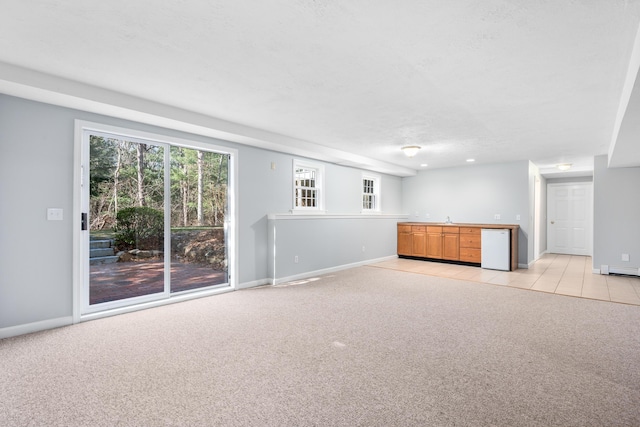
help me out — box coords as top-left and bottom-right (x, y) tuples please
(362, 177), (378, 210)
(89, 138), (166, 305)
(294, 165), (319, 208)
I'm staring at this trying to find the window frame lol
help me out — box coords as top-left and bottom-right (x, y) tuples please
(292, 159), (325, 212)
(361, 173), (381, 213)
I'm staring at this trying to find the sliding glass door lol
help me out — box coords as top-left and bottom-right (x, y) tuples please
(80, 125), (231, 315)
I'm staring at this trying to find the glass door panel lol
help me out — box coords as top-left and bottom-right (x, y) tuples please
(88, 135), (168, 306)
(169, 147), (229, 293)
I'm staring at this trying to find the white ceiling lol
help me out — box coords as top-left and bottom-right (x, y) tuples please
(1, 0), (640, 177)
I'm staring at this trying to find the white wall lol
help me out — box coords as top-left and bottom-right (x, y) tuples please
(593, 154), (640, 272)
(268, 215), (403, 282)
(0, 94), (404, 332)
(0, 96), (75, 328)
(402, 161), (531, 265)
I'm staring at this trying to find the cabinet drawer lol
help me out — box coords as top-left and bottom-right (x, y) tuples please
(398, 225), (412, 233)
(443, 226), (459, 234)
(460, 227), (480, 235)
(426, 226), (442, 233)
(412, 225), (426, 232)
(460, 234), (481, 248)
(460, 247), (481, 263)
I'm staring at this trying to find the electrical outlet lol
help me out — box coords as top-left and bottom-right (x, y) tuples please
(294, 255), (299, 263)
(622, 253), (630, 262)
(362, 246), (365, 252)
(271, 162), (276, 170)
(494, 214), (501, 220)
(516, 214), (521, 221)
(425, 213), (430, 219)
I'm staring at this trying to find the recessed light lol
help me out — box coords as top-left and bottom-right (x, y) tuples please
(420, 163), (428, 167)
(557, 163), (572, 171)
(466, 158), (475, 163)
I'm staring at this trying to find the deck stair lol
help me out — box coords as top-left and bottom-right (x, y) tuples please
(90, 239), (119, 265)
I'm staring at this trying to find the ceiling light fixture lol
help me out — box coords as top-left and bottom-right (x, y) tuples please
(466, 158), (475, 163)
(557, 163), (572, 171)
(401, 145), (421, 157)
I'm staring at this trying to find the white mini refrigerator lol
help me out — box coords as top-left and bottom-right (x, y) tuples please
(481, 229), (510, 271)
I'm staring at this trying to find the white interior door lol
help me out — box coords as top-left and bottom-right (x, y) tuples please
(547, 183), (592, 255)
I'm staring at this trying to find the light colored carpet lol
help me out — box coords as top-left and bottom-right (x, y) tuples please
(1, 266), (640, 426)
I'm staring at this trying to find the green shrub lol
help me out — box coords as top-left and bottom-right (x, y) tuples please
(114, 207), (164, 250)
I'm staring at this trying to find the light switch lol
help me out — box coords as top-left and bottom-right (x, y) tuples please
(47, 208), (63, 221)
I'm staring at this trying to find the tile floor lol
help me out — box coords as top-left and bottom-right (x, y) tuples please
(372, 253), (640, 306)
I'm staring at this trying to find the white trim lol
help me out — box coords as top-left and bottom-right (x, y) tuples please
(519, 263), (531, 269)
(236, 279), (273, 290)
(73, 121), (83, 323)
(272, 255), (398, 285)
(0, 316), (73, 340)
(607, 267), (640, 277)
(268, 213), (409, 220)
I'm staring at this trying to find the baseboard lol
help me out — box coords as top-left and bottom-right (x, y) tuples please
(599, 266), (640, 277)
(519, 263), (530, 269)
(236, 279), (273, 290)
(273, 255), (398, 286)
(0, 316), (73, 340)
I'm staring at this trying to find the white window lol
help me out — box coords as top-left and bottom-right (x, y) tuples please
(293, 160), (324, 211)
(362, 173), (380, 212)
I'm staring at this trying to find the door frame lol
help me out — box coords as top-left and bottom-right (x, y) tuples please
(533, 175), (541, 260)
(72, 120), (238, 323)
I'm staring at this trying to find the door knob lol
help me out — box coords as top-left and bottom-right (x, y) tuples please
(550, 221), (555, 224)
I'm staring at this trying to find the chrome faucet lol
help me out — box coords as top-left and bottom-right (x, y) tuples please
(445, 216), (452, 224)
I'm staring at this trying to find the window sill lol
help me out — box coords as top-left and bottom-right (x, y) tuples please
(268, 213), (409, 220)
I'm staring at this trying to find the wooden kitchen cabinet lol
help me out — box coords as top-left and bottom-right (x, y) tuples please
(425, 226), (443, 258)
(397, 222), (519, 271)
(411, 226), (427, 257)
(397, 225), (412, 256)
(398, 225), (428, 257)
(425, 226), (459, 260)
(442, 227), (460, 261)
(459, 227), (481, 263)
